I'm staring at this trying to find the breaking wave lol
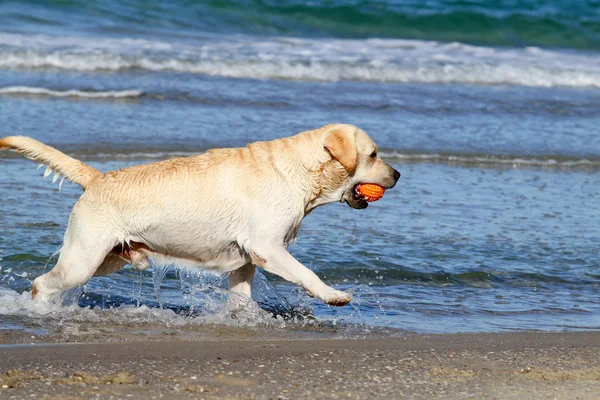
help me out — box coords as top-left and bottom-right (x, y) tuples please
(1, 33), (600, 88)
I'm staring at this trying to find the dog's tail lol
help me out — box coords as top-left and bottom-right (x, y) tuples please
(0, 136), (101, 189)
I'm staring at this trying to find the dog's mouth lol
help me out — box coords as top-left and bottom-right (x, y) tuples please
(343, 184), (370, 209)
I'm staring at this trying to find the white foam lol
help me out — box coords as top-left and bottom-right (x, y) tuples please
(1, 32), (600, 88)
(0, 86), (143, 99)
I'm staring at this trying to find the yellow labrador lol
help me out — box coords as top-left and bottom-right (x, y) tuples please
(1, 124), (399, 306)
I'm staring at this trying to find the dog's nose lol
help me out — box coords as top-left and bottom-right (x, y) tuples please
(393, 169), (401, 181)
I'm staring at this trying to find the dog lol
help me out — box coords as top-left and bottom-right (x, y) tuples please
(0, 123), (400, 306)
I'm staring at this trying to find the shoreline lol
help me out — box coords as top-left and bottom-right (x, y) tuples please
(1, 331), (599, 399)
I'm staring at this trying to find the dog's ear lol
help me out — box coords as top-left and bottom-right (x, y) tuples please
(324, 126), (357, 171)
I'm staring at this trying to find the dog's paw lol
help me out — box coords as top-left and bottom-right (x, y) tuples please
(323, 289), (352, 306)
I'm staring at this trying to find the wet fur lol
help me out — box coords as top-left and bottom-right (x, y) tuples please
(0, 124), (399, 306)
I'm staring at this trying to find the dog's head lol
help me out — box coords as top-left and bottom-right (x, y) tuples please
(318, 124), (400, 209)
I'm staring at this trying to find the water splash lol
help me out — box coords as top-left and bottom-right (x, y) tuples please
(152, 264), (170, 307)
(175, 266), (228, 316)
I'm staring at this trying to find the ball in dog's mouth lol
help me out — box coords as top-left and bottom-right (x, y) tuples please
(344, 183), (386, 209)
(355, 183), (385, 202)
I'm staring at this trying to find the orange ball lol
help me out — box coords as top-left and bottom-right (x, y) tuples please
(356, 183), (385, 202)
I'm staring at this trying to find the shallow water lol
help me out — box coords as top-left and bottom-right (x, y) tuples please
(2, 152), (600, 335)
(1, 0), (600, 339)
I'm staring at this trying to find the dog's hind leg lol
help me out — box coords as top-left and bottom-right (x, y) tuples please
(32, 206), (117, 301)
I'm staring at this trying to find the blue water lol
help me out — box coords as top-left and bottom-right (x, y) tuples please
(1, 0), (600, 338)
(2, 0), (600, 48)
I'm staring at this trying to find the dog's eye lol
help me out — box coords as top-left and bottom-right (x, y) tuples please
(370, 150), (377, 158)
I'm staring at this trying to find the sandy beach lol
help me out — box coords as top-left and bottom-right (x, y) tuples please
(2, 1), (600, 399)
(0, 331), (599, 399)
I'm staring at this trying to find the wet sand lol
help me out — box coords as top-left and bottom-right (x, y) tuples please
(1, 331), (600, 399)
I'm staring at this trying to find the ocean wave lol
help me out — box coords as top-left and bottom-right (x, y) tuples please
(0, 86), (143, 99)
(1, 33), (600, 88)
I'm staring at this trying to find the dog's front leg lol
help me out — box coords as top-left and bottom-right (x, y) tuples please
(228, 263), (255, 306)
(250, 245), (351, 306)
